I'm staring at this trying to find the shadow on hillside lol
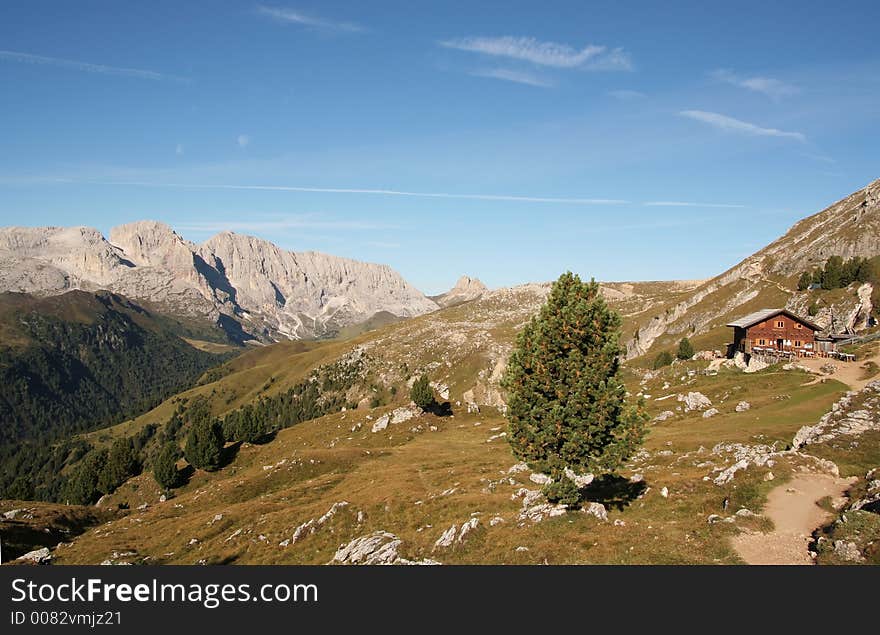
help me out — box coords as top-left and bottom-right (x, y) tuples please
(251, 430), (278, 445)
(219, 441), (243, 469)
(177, 464), (196, 487)
(580, 475), (647, 511)
(428, 402), (454, 417)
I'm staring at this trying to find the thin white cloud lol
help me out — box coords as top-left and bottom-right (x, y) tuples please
(78, 180), (630, 205)
(469, 68), (553, 87)
(644, 201), (747, 208)
(439, 36), (632, 70)
(711, 69), (799, 100)
(802, 152), (836, 164)
(237, 135), (251, 148)
(257, 5), (364, 32)
(0, 50), (187, 82)
(607, 89), (646, 100)
(175, 144), (185, 156)
(679, 110), (806, 142)
(174, 217), (390, 233)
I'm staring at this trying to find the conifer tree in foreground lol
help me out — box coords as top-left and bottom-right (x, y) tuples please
(502, 272), (648, 505)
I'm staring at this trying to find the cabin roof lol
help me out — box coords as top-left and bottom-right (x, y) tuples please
(725, 308), (822, 331)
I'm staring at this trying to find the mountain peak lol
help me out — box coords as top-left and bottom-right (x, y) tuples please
(433, 275), (488, 308)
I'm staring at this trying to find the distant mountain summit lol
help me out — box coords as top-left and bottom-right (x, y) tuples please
(0, 221), (438, 342)
(432, 275), (488, 308)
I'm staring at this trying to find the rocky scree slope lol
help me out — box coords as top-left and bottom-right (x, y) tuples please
(625, 178), (880, 358)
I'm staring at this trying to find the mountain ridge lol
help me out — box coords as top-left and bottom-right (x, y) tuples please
(0, 221), (439, 342)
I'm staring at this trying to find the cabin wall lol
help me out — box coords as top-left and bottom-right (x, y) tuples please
(745, 316), (816, 350)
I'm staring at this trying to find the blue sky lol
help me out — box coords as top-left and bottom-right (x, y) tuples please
(0, 1), (878, 294)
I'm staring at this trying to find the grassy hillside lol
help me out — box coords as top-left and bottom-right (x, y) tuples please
(51, 361), (847, 565)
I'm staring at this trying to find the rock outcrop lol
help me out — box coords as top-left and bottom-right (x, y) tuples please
(432, 275), (488, 308)
(0, 221), (438, 342)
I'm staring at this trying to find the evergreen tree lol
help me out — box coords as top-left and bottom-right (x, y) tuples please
(797, 271), (813, 291)
(61, 448), (108, 505)
(97, 438), (140, 494)
(410, 374), (436, 410)
(502, 272), (648, 506)
(676, 337), (695, 361)
(822, 255), (844, 290)
(184, 418), (224, 472)
(653, 350), (674, 370)
(153, 442), (182, 489)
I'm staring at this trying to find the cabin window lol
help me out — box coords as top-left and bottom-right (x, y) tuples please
(776, 320), (785, 328)
(795, 323), (803, 329)
(794, 340), (803, 348)
(758, 339), (766, 346)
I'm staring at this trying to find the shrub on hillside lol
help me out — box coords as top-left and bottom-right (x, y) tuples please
(653, 351), (674, 370)
(676, 337), (695, 361)
(410, 375), (436, 410)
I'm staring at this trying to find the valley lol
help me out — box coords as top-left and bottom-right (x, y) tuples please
(1, 178), (880, 565)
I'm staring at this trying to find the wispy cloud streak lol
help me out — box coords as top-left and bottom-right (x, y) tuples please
(679, 110), (806, 142)
(469, 68), (553, 87)
(644, 201), (747, 208)
(0, 50), (187, 82)
(439, 36), (631, 70)
(711, 69), (799, 100)
(257, 5), (364, 32)
(174, 216), (390, 233)
(88, 180), (630, 205)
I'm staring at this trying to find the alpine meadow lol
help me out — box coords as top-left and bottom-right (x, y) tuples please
(1, 3), (880, 575)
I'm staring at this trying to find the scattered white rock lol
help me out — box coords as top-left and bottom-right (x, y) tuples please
(702, 408), (720, 419)
(678, 392), (712, 412)
(581, 502), (608, 522)
(529, 473), (553, 486)
(654, 411), (675, 422)
(433, 525), (457, 550)
(735, 401), (751, 413)
(371, 415), (390, 433)
(333, 531), (440, 566)
(17, 547), (51, 564)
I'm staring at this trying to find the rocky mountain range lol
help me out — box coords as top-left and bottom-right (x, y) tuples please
(0, 221), (439, 342)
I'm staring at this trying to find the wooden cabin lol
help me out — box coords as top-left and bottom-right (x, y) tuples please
(726, 309), (822, 358)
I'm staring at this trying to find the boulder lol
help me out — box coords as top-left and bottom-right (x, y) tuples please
(17, 547), (51, 564)
(678, 392), (712, 412)
(332, 531), (439, 566)
(735, 401), (751, 412)
(702, 408), (720, 419)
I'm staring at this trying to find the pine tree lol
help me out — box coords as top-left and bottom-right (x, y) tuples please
(153, 442), (182, 489)
(822, 256), (844, 290)
(676, 337), (695, 361)
(410, 374), (436, 410)
(61, 448), (108, 505)
(502, 272), (648, 505)
(184, 418), (224, 472)
(797, 271), (813, 291)
(97, 438), (140, 494)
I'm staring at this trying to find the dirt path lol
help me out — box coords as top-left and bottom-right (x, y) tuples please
(797, 350), (880, 391)
(732, 473), (854, 565)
